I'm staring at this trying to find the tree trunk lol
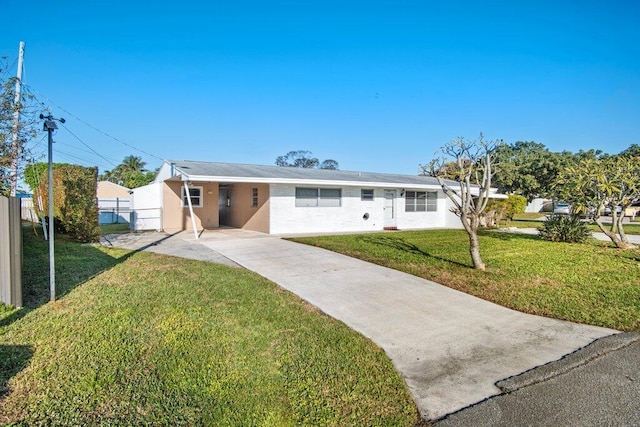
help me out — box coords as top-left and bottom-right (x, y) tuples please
(595, 218), (635, 249)
(616, 211), (636, 248)
(468, 228), (485, 270)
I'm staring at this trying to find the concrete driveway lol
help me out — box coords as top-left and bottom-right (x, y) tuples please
(185, 229), (617, 420)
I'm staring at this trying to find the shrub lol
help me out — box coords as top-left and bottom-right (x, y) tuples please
(538, 215), (591, 243)
(482, 194), (528, 227)
(38, 165), (100, 243)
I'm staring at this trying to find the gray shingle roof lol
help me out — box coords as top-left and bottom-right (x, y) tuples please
(167, 160), (447, 186)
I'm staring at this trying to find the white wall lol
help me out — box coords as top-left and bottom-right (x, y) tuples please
(525, 198), (550, 213)
(130, 182), (163, 231)
(268, 184), (461, 235)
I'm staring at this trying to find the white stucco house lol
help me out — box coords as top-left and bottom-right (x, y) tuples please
(130, 159), (500, 236)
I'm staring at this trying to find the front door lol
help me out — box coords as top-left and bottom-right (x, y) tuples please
(383, 190), (396, 228)
(219, 189), (231, 226)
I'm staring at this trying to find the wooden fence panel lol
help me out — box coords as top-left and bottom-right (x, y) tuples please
(0, 195), (22, 307)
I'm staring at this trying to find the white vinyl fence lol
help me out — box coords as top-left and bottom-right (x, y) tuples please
(98, 197), (131, 224)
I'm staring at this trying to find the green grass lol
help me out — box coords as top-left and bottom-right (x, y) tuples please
(0, 228), (419, 426)
(290, 229), (640, 332)
(512, 213), (547, 220)
(99, 223), (131, 235)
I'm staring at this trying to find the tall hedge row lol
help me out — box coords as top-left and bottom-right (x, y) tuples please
(38, 164), (100, 243)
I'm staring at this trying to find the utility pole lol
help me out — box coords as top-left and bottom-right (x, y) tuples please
(10, 41), (25, 197)
(40, 113), (65, 302)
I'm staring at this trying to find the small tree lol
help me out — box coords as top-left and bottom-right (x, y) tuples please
(0, 60), (38, 196)
(423, 134), (501, 270)
(555, 156), (640, 249)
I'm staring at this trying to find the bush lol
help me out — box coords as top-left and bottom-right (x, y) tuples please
(38, 165), (100, 243)
(483, 194), (528, 227)
(538, 215), (591, 243)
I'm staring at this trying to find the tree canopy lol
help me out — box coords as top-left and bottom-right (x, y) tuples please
(0, 58), (38, 196)
(555, 155), (640, 249)
(99, 155), (156, 189)
(275, 150), (339, 170)
(492, 141), (575, 200)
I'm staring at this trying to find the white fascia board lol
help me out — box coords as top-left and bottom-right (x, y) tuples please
(180, 174), (444, 190)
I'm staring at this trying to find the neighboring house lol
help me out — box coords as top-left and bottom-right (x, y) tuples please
(130, 160), (499, 235)
(97, 181), (131, 225)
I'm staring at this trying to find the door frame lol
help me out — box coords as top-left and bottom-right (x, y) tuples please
(383, 190), (397, 229)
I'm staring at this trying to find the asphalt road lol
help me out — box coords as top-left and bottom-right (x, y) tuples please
(435, 333), (640, 426)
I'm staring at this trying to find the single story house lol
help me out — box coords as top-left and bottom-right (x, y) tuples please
(130, 160), (499, 235)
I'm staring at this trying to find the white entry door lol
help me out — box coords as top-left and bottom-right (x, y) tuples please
(383, 190), (396, 228)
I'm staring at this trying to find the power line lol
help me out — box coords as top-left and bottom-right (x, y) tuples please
(22, 84), (165, 162)
(58, 122), (120, 168)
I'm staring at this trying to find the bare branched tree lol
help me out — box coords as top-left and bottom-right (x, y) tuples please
(422, 134), (501, 270)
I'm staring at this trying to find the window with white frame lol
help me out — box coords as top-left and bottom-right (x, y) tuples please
(182, 186), (203, 208)
(426, 191), (437, 211)
(251, 187), (259, 207)
(295, 187), (342, 207)
(361, 189), (374, 201)
(405, 191), (437, 212)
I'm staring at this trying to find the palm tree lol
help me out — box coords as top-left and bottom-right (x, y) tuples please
(120, 155), (146, 173)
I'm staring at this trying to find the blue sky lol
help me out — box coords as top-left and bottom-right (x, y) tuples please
(2, 0), (639, 175)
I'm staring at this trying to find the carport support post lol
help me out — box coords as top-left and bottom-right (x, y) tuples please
(183, 181), (199, 239)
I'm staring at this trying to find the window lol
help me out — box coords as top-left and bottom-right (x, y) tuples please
(405, 191), (437, 212)
(426, 191), (437, 211)
(295, 188), (318, 207)
(319, 188), (341, 207)
(295, 187), (342, 207)
(182, 186), (203, 208)
(361, 189), (374, 201)
(251, 187), (258, 207)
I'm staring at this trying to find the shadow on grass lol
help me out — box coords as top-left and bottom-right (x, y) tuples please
(480, 229), (542, 242)
(0, 225), (177, 402)
(359, 235), (471, 268)
(2, 225), (175, 330)
(0, 345), (33, 397)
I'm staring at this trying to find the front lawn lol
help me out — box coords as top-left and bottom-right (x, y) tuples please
(0, 230), (418, 426)
(291, 230), (640, 332)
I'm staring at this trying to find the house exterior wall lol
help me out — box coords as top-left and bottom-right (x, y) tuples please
(163, 181), (219, 233)
(221, 183), (270, 233)
(268, 184), (460, 235)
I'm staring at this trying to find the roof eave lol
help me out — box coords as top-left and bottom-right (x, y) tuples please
(175, 174), (442, 189)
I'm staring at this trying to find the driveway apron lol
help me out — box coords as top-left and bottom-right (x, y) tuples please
(197, 231), (616, 420)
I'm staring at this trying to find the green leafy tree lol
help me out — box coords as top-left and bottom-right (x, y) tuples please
(99, 155), (155, 188)
(423, 134), (502, 270)
(0, 59), (38, 196)
(493, 141), (573, 200)
(275, 150), (339, 170)
(555, 156), (640, 249)
(619, 144), (640, 158)
(120, 155), (146, 173)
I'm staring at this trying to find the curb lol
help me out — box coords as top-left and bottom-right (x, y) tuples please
(496, 332), (640, 393)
